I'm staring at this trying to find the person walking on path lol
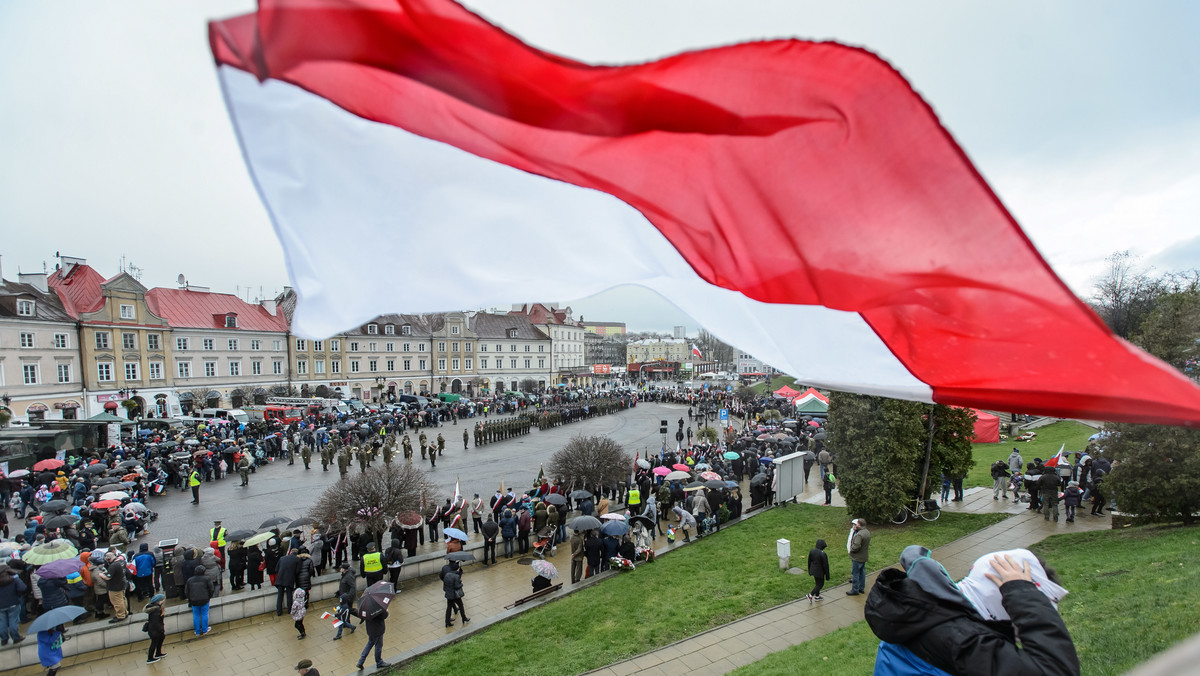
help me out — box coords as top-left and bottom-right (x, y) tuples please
(1063, 481), (1082, 523)
(185, 565), (214, 636)
(143, 593), (167, 663)
(846, 519), (870, 596)
(806, 539), (830, 602)
(991, 461), (1010, 500)
(442, 560), (469, 627)
(291, 587), (308, 639)
(822, 471), (836, 506)
(355, 608), (390, 671)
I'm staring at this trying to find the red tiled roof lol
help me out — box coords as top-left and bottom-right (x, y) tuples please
(145, 288), (288, 332)
(47, 264), (106, 318)
(510, 302), (573, 326)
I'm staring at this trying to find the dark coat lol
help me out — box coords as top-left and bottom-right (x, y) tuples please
(807, 540), (830, 581)
(865, 569), (1080, 676)
(275, 552), (301, 588)
(246, 547), (265, 585)
(338, 569), (357, 598)
(296, 554), (316, 589)
(442, 569), (464, 599)
(584, 535), (602, 567)
(145, 601), (165, 638)
(363, 609), (388, 639)
(185, 571), (215, 607)
(532, 574), (553, 593)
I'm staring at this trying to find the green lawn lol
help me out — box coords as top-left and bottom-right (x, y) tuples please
(734, 524), (1200, 676)
(394, 505), (1007, 676)
(965, 420), (1096, 488)
(750, 375), (798, 394)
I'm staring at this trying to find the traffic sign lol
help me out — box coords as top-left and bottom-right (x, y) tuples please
(726, 385), (733, 392)
(718, 408), (729, 421)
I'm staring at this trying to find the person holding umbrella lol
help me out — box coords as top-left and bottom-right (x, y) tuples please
(355, 595), (391, 670)
(442, 559), (469, 628)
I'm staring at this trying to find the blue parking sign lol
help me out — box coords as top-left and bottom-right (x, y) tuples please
(719, 408), (729, 421)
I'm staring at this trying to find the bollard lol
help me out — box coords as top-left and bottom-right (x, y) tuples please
(777, 538), (791, 570)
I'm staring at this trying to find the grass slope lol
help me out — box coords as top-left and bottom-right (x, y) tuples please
(750, 375), (798, 395)
(396, 505), (1006, 676)
(966, 420), (1095, 488)
(735, 524), (1200, 676)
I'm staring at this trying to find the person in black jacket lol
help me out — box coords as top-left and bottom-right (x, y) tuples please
(296, 549), (316, 606)
(355, 609), (390, 671)
(865, 546), (1079, 675)
(806, 539), (830, 602)
(275, 548), (301, 616)
(185, 566), (215, 636)
(583, 531), (602, 578)
(143, 593), (167, 663)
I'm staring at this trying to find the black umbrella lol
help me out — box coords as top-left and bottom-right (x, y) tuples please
(684, 481), (706, 490)
(542, 493), (567, 506)
(444, 551), (475, 562)
(161, 441), (179, 449)
(628, 514), (655, 530)
(260, 516), (290, 529)
(94, 476), (121, 486)
(287, 517), (314, 529)
(600, 520), (630, 536)
(117, 460), (142, 469)
(704, 480), (727, 490)
(358, 581), (397, 619)
(569, 515), (602, 531)
(569, 490), (593, 500)
(227, 529), (255, 541)
(43, 513), (80, 529)
(80, 464), (108, 476)
(39, 500), (70, 514)
(814, 432), (827, 441)
(750, 474), (769, 487)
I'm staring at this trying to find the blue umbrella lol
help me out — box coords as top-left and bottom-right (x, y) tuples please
(759, 457), (774, 464)
(27, 605), (87, 634)
(724, 481), (739, 488)
(600, 521), (630, 536)
(442, 527), (468, 541)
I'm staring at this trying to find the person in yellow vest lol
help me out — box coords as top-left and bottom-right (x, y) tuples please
(189, 466), (201, 504)
(210, 520), (228, 559)
(360, 542), (384, 586)
(627, 485), (642, 516)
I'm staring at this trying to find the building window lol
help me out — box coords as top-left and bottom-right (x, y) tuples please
(250, 339), (261, 351)
(251, 361), (262, 375)
(350, 342), (359, 352)
(23, 364), (38, 385)
(508, 329), (518, 339)
(350, 360), (360, 373)
(98, 362), (113, 382)
(203, 338), (214, 351)
(465, 358), (472, 370)
(538, 358), (545, 369)
(524, 358), (531, 368)
(315, 360), (325, 374)
(419, 359), (427, 370)
(386, 359), (395, 371)
(451, 359), (460, 371)
(297, 360), (308, 375)
(149, 362), (162, 380)
(369, 359), (378, 372)
(480, 344), (487, 352)
(438, 342), (446, 352)
(331, 360), (341, 374)
(178, 362), (191, 378)
(386, 342), (394, 352)
(313, 340), (323, 352)
(451, 325), (460, 335)
(438, 359), (447, 371)
(273, 360), (283, 375)
(225, 315), (238, 328)
(510, 359), (518, 369)
(57, 363), (71, 383)
(273, 339), (282, 351)
(17, 299), (35, 316)
(481, 358), (489, 369)
(418, 343), (426, 352)
(125, 362), (139, 381)
(119, 304), (135, 320)
(367, 324), (378, 335)
(95, 332), (111, 350)
(451, 342), (459, 352)
(385, 324), (395, 335)
(494, 359), (501, 370)
(204, 361), (216, 377)
(228, 339), (239, 351)
(295, 339), (307, 351)
(539, 345), (545, 352)
(403, 359), (411, 371)
(510, 345), (517, 352)
(402, 343), (410, 352)
(147, 334), (160, 350)
(368, 342), (377, 352)
(495, 344), (502, 352)
(176, 337), (189, 351)
(123, 333), (137, 350)
(525, 345), (531, 352)
(401, 325), (411, 336)
(19, 332), (35, 348)
(465, 342), (472, 352)
(330, 339), (340, 352)
(53, 333), (69, 349)
(229, 361), (241, 376)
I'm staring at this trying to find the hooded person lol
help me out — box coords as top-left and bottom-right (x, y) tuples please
(143, 593), (167, 663)
(200, 547), (222, 595)
(806, 539), (830, 602)
(864, 545), (1078, 676)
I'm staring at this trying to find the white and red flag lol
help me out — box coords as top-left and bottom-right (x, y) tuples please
(691, 344), (703, 360)
(209, 0), (1200, 427)
(1043, 444), (1067, 469)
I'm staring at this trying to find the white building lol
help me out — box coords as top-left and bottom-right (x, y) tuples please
(0, 269), (85, 422)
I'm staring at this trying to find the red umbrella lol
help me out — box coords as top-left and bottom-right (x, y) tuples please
(32, 458), (65, 471)
(90, 499), (121, 509)
(672, 463), (690, 471)
(808, 420), (821, 427)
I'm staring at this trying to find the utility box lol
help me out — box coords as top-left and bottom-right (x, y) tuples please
(777, 538), (791, 570)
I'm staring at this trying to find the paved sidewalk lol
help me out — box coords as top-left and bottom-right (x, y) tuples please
(582, 486), (1109, 676)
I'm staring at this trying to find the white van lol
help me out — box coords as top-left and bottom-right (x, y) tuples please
(200, 408), (251, 425)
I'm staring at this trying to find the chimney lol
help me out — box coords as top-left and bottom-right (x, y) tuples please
(19, 272), (49, 293)
(260, 298), (278, 316)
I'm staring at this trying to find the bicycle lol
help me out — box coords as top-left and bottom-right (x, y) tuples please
(891, 498), (941, 524)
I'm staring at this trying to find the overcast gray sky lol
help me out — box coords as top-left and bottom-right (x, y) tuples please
(2, 1), (1197, 333)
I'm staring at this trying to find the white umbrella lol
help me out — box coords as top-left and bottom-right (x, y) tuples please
(635, 458), (651, 469)
(99, 491), (129, 501)
(601, 513), (627, 521)
(531, 559), (559, 578)
(666, 470), (691, 481)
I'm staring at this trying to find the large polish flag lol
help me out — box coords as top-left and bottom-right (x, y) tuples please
(209, 0), (1200, 427)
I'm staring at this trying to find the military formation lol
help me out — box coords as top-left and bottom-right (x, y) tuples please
(473, 416), (532, 446)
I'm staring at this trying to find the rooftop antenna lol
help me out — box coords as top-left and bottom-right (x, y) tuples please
(177, 273), (187, 289)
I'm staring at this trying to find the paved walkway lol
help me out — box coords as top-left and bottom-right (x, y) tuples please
(583, 486), (1110, 676)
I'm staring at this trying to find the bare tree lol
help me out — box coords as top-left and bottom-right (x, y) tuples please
(308, 463), (437, 533)
(1091, 251), (1162, 339)
(695, 329), (735, 369)
(547, 434), (632, 489)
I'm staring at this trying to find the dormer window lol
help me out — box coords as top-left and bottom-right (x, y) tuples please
(17, 299), (35, 316)
(508, 329), (518, 339)
(384, 324), (395, 335)
(225, 314), (238, 328)
(119, 304), (135, 319)
(451, 325), (460, 335)
(367, 324), (378, 334)
(401, 325), (411, 336)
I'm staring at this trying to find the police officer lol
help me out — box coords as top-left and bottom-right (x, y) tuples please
(360, 542), (384, 586)
(210, 520), (228, 559)
(189, 465), (201, 504)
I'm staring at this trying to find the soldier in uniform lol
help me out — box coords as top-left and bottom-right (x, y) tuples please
(402, 434), (413, 462)
(437, 433), (446, 456)
(419, 432), (429, 459)
(337, 448), (350, 479)
(473, 423), (481, 447)
(383, 441), (394, 465)
(238, 453), (252, 487)
(357, 445), (369, 473)
(463, 427), (469, 450)
(301, 442), (312, 470)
